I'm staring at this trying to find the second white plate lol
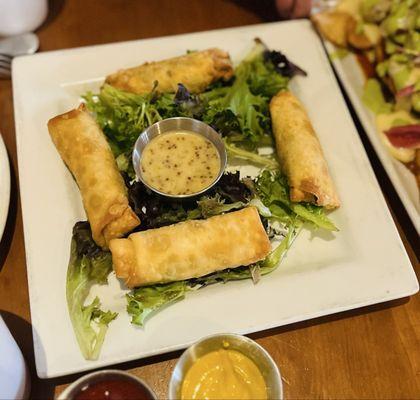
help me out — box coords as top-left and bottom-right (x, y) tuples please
(326, 42), (420, 234)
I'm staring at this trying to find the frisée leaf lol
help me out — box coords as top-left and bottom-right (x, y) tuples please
(127, 281), (191, 327)
(255, 170), (337, 231)
(66, 222), (117, 360)
(83, 84), (183, 157)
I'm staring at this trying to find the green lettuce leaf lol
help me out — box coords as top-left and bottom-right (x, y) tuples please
(127, 281), (190, 327)
(259, 222), (301, 273)
(224, 141), (279, 169)
(239, 41), (290, 98)
(66, 222), (117, 360)
(362, 78), (393, 114)
(201, 42), (289, 148)
(196, 193), (245, 218)
(83, 84), (180, 157)
(291, 203), (337, 231)
(255, 170), (337, 231)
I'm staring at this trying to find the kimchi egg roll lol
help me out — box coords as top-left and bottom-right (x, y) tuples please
(109, 207), (271, 287)
(48, 105), (140, 248)
(270, 91), (340, 209)
(105, 48), (233, 94)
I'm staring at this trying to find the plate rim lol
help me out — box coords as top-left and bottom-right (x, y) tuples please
(40, 283), (418, 379)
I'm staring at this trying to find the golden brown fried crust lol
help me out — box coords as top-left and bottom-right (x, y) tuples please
(105, 48), (233, 94)
(110, 207), (271, 287)
(48, 106), (140, 248)
(270, 91), (340, 209)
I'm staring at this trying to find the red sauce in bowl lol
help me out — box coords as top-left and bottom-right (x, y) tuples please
(74, 379), (154, 400)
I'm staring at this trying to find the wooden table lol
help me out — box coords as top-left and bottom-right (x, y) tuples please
(0, 1), (418, 398)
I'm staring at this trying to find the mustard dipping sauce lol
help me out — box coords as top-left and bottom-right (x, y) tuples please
(140, 130), (221, 196)
(181, 348), (268, 400)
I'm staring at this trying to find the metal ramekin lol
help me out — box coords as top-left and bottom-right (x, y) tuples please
(168, 333), (283, 400)
(132, 117), (227, 199)
(57, 369), (157, 400)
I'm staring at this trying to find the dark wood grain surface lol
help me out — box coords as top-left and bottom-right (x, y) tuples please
(0, 1), (418, 399)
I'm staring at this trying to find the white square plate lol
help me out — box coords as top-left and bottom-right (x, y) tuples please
(325, 42), (420, 234)
(13, 20), (418, 378)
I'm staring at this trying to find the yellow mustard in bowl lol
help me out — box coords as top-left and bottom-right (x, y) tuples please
(180, 347), (267, 400)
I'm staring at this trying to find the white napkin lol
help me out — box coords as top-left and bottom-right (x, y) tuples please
(0, 315), (30, 400)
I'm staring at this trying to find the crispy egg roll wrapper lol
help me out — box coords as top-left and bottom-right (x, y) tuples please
(110, 207), (271, 287)
(270, 91), (340, 209)
(48, 106), (140, 248)
(105, 48), (233, 94)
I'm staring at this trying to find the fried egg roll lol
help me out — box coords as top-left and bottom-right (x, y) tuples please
(105, 48), (233, 94)
(270, 91), (340, 209)
(110, 207), (271, 287)
(48, 106), (140, 248)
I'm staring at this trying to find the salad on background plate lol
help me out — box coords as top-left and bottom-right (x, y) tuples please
(312, 0), (420, 230)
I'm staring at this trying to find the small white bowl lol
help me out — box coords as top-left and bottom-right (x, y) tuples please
(168, 333), (283, 400)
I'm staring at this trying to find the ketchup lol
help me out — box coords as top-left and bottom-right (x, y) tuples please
(74, 379), (154, 400)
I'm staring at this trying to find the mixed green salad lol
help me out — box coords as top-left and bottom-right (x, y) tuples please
(358, 0), (420, 164)
(67, 41), (337, 360)
(361, 0), (419, 109)
(315, 0), (419, 172)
